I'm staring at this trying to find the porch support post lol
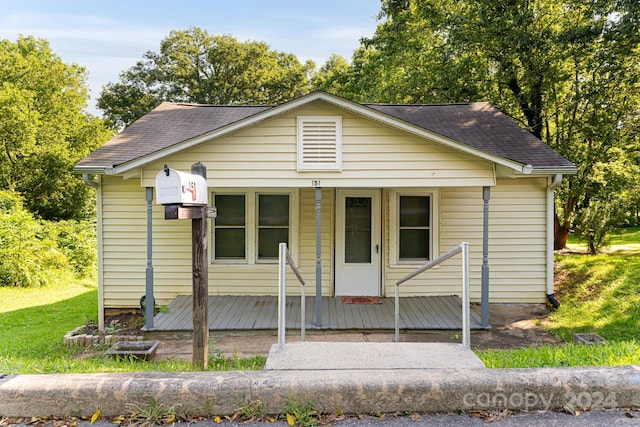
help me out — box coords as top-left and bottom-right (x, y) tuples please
(144, 187), (154, 330)
(315, 187), (322, 327)
(481, 186), (491, 329)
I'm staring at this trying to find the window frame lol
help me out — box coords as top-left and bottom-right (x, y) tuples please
(211, 189), (298, 265)
(388, 189), (439, 266)
(212, 192), (248, 263)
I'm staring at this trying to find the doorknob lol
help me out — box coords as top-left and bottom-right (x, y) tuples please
(376, 244), (379, 253)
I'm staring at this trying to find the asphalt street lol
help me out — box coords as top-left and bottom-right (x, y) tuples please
(44, 409), (639, 427)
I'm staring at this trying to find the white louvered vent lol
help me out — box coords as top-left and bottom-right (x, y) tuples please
(297, 116), (342, 171)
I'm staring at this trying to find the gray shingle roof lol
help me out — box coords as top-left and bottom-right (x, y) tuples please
(76, 102), (270, 170)
(365, 102), (574, 170)
(75, 94), (575, 172)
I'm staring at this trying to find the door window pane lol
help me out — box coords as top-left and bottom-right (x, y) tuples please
(345, 197), (371, 263)
(258, 194), (289, 260)
(214, 194), (246, 260)
(399, 195), (430, 260)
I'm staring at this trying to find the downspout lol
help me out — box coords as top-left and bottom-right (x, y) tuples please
(81, 173), (103, 329)
(546, 174), (563, 308)
(82, 173), (98, 188)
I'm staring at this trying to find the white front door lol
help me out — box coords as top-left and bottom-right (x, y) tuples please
(335, 189), (381, 296)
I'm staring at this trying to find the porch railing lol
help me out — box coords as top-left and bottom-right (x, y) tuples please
(395, 242), (471, 349)
(277, 242), (307, 349)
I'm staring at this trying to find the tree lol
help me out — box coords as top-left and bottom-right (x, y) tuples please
(318, 0), (640, 251)
(311, 54), (351, 94)
(98, 28), (315, 130)
(0, 36), (111, 220)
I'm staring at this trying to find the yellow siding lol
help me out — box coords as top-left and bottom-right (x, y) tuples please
(100, 178), (335, 308)
(139, 101), (494, 188)
(384, 179), (548, 303)
(487, 178), (548, 302)
(385, 187), (485, 298)
(297, 188), (334, 295)
(100, 176), (549, 308)
(101, 176), (149, 308)
(99, 101), (550, 309)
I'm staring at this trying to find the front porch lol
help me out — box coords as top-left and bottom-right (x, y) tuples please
(143, 295), (485, 333)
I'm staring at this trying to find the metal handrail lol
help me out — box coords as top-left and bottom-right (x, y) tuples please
(278, 242), (306, 349)
(394, 242), (471, 349)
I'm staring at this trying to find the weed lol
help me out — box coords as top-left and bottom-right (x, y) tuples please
(128, 398), (181, 426)
(283, 396), (320, 426)
(236, 399), (264, 420)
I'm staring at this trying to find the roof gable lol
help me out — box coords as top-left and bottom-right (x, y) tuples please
(76, 92), (575, 175)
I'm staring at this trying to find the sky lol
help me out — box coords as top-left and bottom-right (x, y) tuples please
(0, 0), (382, 115)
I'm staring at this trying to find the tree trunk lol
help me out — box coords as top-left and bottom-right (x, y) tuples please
(554, 214), (571, 250)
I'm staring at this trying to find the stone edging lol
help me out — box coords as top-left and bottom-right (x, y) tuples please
(63, 326), (143, 348)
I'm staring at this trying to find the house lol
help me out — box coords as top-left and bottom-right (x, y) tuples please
(75, 91), (576, 330)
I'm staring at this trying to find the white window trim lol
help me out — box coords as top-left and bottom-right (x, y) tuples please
(388, 189), (439, 267)
(297, 116), (342, 171)
(212, 189), (299, 265)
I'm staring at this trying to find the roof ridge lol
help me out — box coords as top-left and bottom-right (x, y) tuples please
(167, 102), (275, 108)
(363, 102), (490, 107)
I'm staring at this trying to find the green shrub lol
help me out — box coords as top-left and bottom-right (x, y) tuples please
(0, 190), (68, 287)
(48, 220), (97, 277)
(0, 189), (23, 212)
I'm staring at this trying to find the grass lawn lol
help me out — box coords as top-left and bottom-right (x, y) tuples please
(3, 227), (640, 372)
(0, 279), (264, 374)
(477, 226), (640, 368)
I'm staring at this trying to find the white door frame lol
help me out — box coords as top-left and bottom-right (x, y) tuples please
(335, 189), (381, 296)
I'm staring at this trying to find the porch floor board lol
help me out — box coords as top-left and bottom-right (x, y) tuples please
(145, 295), (484, 332)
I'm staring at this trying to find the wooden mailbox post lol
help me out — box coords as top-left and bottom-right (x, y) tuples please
(156, 162), (214, 369)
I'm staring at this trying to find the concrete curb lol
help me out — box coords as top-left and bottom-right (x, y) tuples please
(1, 366), (639, 418)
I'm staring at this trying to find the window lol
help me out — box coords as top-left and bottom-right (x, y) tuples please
(297, 116), (342, 171)
(257, 194), (289, 259)
(213, 190), (296, 263)
(398, 195), (431, 261)
(213, 194), (246, 260)
(389, 190), (437, 264)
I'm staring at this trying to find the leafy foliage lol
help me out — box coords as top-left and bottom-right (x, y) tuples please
(316, 0), (640, 249)
(0, 190), (95, 287)
(98, 28), (315, 129)
(0, 36), (112, 220)
(46, 219), (97, 277)
(0, 191), (67, 287)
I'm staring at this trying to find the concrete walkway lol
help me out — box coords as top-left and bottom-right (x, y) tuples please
(265, 342), (486, 370)
(1, 365), (639, 418)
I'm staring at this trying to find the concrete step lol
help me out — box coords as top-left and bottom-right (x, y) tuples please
(264, 342), (486, 370)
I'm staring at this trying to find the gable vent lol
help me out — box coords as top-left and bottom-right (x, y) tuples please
(297, 116), (342, 171)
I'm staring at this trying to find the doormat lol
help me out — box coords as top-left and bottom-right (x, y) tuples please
(341, 296), (382, 304)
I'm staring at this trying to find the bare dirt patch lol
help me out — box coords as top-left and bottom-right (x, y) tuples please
(469, 303), (561, 350)
(82, 311), (145, 337)
(85, 304), (561, 359)
(395, 303), (561, 350)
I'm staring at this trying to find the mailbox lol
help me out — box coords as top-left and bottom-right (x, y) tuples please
(155, 166), (208, 206)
